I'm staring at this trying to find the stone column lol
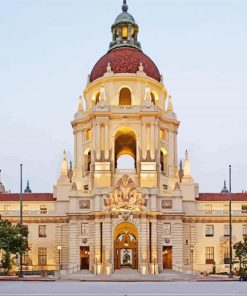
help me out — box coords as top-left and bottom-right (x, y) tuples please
(104, 123), (109, 159)
(172, 221), (183, 269)
(150, 124), (155, 160)
(151, 218), (158, 274)
(96, 123), (101, 160)
(77, 131), (83, 178)
(103, 215), (112, 274)
(94, 219), (102, 274)
(68, 220), (79, 268)
(140, 214), (148, 274)
(142, 123), (147, 159)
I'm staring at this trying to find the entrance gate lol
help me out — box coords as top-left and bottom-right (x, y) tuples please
(114, 222), (138, 270)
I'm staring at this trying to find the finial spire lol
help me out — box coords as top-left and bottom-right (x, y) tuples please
(0, 169), (1, 183)
(122, 0), (128, 12)
(24, 180), (32, 193)
(183, 149), (192, 178)
(221, 180), (229, 194)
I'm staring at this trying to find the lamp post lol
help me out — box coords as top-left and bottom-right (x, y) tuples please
(229, 165), (233, 278)
(190, 245), (194, 275)
(19, 164), (23, 278)
(57, 246), (62, 280)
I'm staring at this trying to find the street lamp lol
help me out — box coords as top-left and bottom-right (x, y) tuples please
(190, 245), (194, 274)
(57, 245), (62, 280)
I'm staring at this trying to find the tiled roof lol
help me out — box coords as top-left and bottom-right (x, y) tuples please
(90, 47), (161, 82)
(197, 193), (247, 201)
(0, 193), (55, 202)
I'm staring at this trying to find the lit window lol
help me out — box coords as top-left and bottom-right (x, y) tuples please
(223, 246), (230, 264)
(163, 223), (171, 236)
(242, 205), (247, 213)
(86, 129), (91, 141)
(122, 26), (128, 38)
(205, 247), (214, 264)
(204, 204), (212, 214)
(38, 248), (47, 266)
(39, 225), (47, 238)
(40, 205), (47, 214)
(4, 205), (10, 211)
(205, 225), (214, 237)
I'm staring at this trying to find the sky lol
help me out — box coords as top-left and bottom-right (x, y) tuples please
(0, 0), (246, 193)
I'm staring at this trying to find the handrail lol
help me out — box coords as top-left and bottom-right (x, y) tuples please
(66, 265), (80, 274)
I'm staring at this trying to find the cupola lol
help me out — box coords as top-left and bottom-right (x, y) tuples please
(109, 0), (141, 51)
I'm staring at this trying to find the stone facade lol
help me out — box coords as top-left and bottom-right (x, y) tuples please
(0, 1), (247, 276)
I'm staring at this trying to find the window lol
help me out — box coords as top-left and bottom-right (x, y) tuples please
(205, 225), (214, 237)
(242, 205), (247, 214)
(151, 92), (155, 105)
(163, 223), (171, 236)
(243, 225), (247, 236)
(223, 246), (230, 264)
(39, 225), (47, 238)
(38, 248), (47, 266)
(119, 88), (131, 105)
(81, 223), (89, 236)
(40, 205), (47, 214)
(224, 225), (230, 236)
(223, 204), (229, 214)
(86, 129), (91, 141)
(205, 247), (214, 264)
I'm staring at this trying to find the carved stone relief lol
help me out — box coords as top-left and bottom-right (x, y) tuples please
(79, 199), (90, 209)
(105, 175), (144, 212)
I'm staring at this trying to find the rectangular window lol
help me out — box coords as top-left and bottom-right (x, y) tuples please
(242, 205), (247, 214)
(40, 205), (47, 214)
(223, 246), (230, 264)
(224, 225), (230, 236)
(81, 223), (89, 236)
(243, 225), (247, 236)
(163, 223), (171, 236)
(205, 225), (214, 237)
(38, 248), (47, 266)
(205, 247), (214, 264)
(38, 225), (47, 238)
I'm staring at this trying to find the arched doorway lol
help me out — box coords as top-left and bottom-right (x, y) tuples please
(114, 128), (137, 170)
(114, 222), (138, 270)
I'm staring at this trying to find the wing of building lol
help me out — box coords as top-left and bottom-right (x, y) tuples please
(1, 1), (247, 276)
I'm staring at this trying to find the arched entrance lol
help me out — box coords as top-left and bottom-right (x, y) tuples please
(114, 222), (138, 270)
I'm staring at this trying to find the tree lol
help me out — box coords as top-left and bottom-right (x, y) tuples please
(0, 216), (29, 274)
(233, 237), (247, 275)
(1, 252), (15, 275)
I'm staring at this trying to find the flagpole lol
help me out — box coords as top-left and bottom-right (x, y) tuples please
(229, 165), (232, 277)
(19, 164), (23, 278)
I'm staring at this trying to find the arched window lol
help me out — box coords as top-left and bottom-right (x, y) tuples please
(119, 88), (132, 105)
(160, 147), (168, 173)
(95, 92), (100, 105)
(84, 148), (91, 172)
(151, 92), (155, 105)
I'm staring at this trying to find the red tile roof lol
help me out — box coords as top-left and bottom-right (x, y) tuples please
(90, 47), (161, 82)
(197, 193), (247, 201)
(0, 193), (55, 202)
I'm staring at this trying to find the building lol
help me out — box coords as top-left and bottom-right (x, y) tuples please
(1, 1), (247, 275)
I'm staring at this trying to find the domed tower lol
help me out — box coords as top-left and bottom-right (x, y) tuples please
(72, 1), (179, 192)
(61, 1), (189, 275)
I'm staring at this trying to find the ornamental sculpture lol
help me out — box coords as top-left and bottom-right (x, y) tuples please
(106, 175), (144, 212)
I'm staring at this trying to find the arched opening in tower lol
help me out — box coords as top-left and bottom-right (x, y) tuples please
(115, 128), (136, 170)
(160, 147), (168, 174)
(119, 88), (132, 105)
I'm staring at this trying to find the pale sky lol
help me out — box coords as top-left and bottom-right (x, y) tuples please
(0, 0), (246, 193)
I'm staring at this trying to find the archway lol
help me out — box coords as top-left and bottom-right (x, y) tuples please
(114, 222), (138, 270)
(115, 128), (136, 170)
(119, 87), (132, 105)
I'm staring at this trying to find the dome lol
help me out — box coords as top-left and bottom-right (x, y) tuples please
(115, 12), (135, 23)
(90, 47), (161, 82)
